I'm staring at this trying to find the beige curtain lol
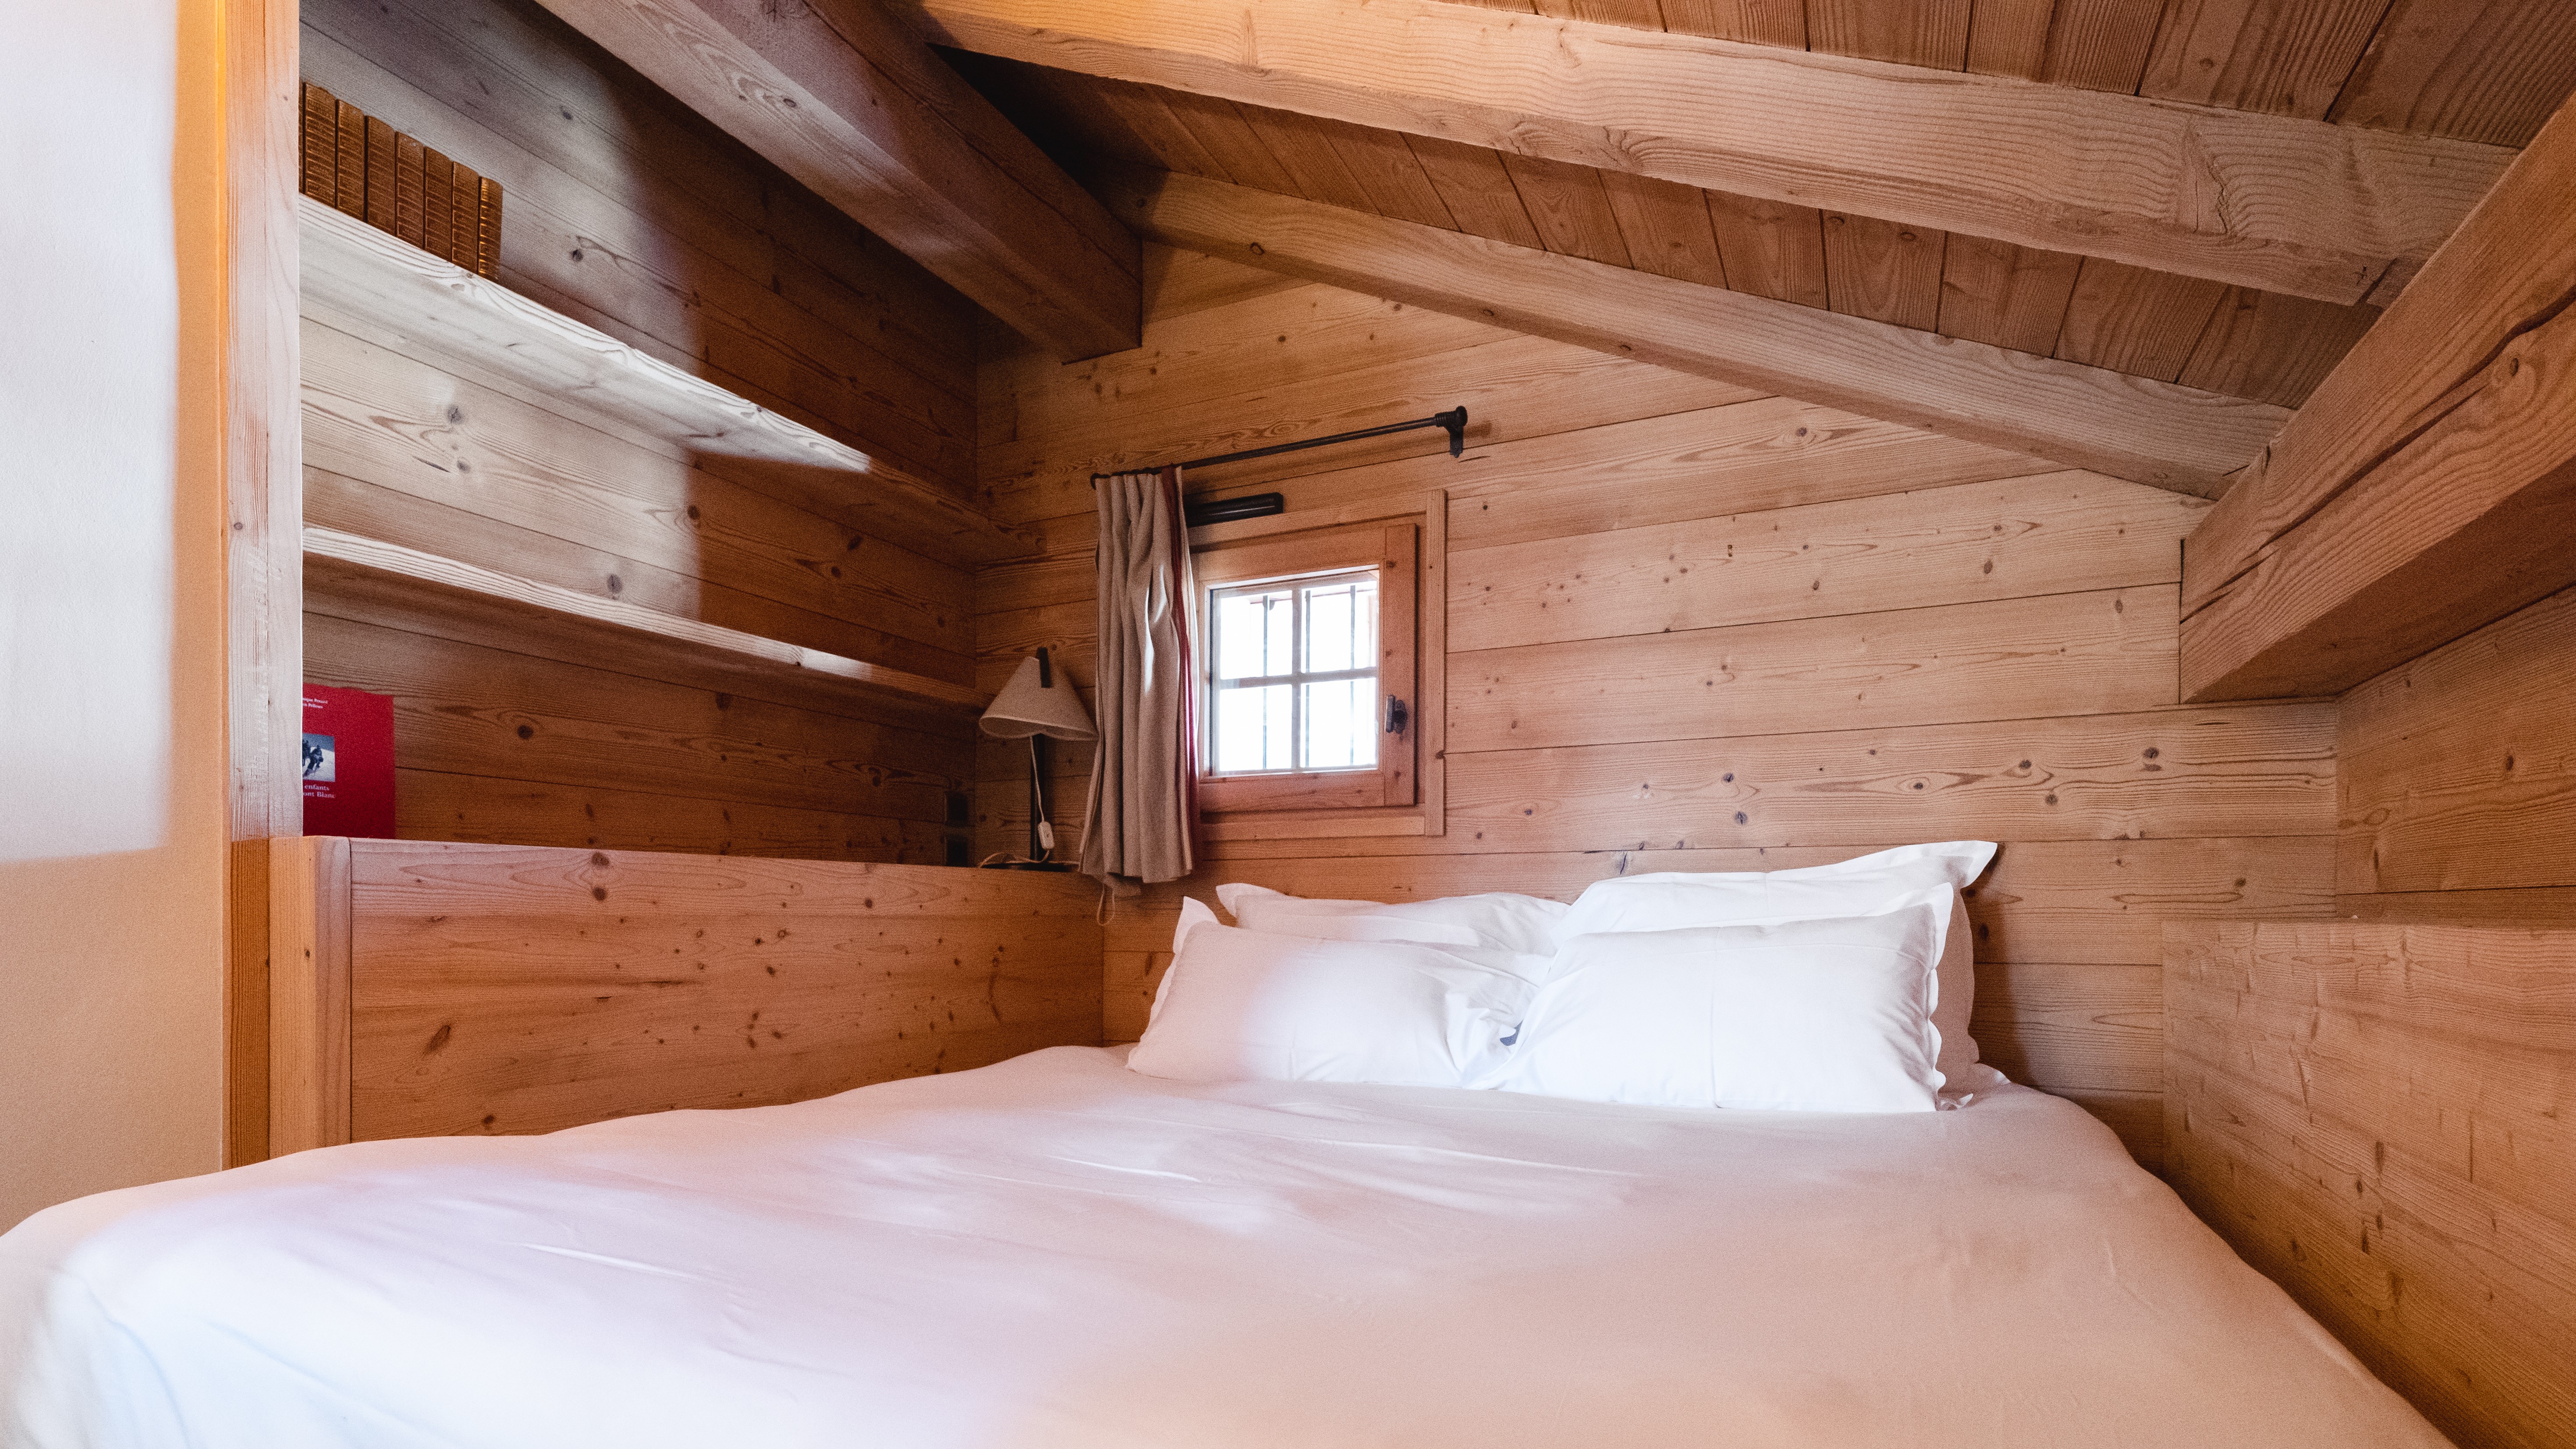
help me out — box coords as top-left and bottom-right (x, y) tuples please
(1081, 467), (1198, 891)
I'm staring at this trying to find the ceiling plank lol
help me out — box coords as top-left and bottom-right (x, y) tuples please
(2328, 0), (2576, 148)
(2178, 100), (2576, 701)
(1099, 167), (2289, 496)
(1937, 235), (2084, 354)
(903, 0), (2511, 305)
(528, 0), (1137, 359)
(1821, 212), (1947, 331)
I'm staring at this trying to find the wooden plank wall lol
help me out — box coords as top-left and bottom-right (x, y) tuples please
(2338, 583), (2576, 925)
(975, 247), (2344, 1169)
(2165, 920), (2576, 1449)
(252, 839), (1100, 1148)
(297, 0), (984, 863)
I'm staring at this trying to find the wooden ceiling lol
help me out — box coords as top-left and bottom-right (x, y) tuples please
(1441, 0), (2576, 148)
(936, 0), (2572, 412)
(960, 56), (2384, 408)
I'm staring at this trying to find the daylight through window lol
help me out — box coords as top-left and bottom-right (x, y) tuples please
(1206, 570), (1379, 775)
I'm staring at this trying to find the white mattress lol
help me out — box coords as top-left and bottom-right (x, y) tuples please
(0, 1047), (2445, 1448)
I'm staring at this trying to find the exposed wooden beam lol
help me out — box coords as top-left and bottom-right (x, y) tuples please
(531, 0), (1138, 358)
(1097, 168), (2288, 496)
(905, 0), (2511, 307)
(2178, 99), (2576, 702)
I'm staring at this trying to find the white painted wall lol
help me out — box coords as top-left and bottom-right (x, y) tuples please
(0, 0), (229, 1229)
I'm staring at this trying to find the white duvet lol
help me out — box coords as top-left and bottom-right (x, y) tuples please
(1, 1047), (2445, 1448)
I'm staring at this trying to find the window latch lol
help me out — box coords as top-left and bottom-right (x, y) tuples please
(1384, 695), (1410, 736)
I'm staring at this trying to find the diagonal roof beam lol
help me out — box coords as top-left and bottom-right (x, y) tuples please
(533, 0), (1139, 358)
(904, 0), (2513, 306)
(1098, 167), (2289, 495)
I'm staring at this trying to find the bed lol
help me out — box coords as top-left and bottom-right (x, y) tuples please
(0, 1044), (2447, 1448)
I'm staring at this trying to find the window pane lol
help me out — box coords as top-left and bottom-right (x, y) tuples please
(1302, 577), (1375, 673)
(1300, 677), (1376, 769)
(1214, 587), (1290, 681)
(1214, 683), (1293, 772)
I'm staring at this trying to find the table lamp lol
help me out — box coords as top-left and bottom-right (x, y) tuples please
(978, 647), (1096, 868)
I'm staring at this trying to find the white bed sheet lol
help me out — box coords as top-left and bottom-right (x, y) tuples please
(1, 1047), (2445, 1449)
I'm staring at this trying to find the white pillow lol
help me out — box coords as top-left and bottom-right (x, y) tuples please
(1147, 898), (1226, 1031)
(1485, 892), (1951, 1113)
(1557, 842), (1995, 1093)
(1216, 883), (1568, 956)
(1173, 896), (1219, 956)
(1127, 924), (1536, 1087)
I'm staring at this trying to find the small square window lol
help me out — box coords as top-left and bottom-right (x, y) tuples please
(1192, 518), (1420, 815)
(1206, 570), (1380, 776)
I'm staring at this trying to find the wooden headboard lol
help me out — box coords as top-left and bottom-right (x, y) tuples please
(241, 839), (1102, 1158)
(2164, 920), (2576, 1449)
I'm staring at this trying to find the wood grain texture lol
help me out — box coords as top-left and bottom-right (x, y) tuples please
(2329, 0), (2576, 148)
(301, 611), (969, 825)
(1806, 0), (1971, 67)
(269, 836), (354, 1156)
(298, 196), (1033, 567)
(302, 318), (973, 674)
(2181, 99), (2576, 652)
(911, 0), (2513, 304)
(1935, 235), (2083, 355)
(301, 0), (980, 485)
(1821, 212), (1946, 330)
(306, 526), (987, 712)
(1405, 135), (1547, 249)
(1600, 170), (1728, 287)
(1448, 468), (2200, 650)
(226, 840), (274, 1168)
(1451, 586), (2181, 752)
(1444, 704), (2336, 851)
(1658, 0), (1806, 46)
(2166, 919), (2576, 1449)
(287, 841), (1104, 1141)
(1499, 152), (1635, 267)
(2180, 267), (2576, 701)
(2137, 0), (2390, 118)
(400, 768), (952, 863)
(1107, 169), (2290, 494)
(2177, 287), (2381, 408)
(2338, 585), (2576, 898)
(228, 0), (304, 843)
(1702, 189), (1831, 308)
(2053, 259), (2230, 382)
(983, 312), (1764, 527)
(1442, 395), (2047, 549)
(528, 0), (1136, 357)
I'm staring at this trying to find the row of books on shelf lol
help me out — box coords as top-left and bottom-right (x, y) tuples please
(300, 81), (502, 280)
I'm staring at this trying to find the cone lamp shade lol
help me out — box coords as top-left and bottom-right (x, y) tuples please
(979, 653), (1096, 740)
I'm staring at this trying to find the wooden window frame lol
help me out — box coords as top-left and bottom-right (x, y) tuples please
(1190, 502), (1453, 839)
(1193, 519), (1419, 816)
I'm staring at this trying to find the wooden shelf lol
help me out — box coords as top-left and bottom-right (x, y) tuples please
(296, 196), (1036, 567)
(305, 526), (990, 715)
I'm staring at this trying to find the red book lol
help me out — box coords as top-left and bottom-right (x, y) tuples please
(303, 684), (396, 838)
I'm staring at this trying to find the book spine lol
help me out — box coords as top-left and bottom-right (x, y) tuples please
(475, 177), (504, 280)
(393, 132), (426, 246)
(332, 100), (367, 219)
(421, 148), (453, 261)
(363, 115), (397, 232)
(447, 161), (483, 270)
(298, 84), (337, 205)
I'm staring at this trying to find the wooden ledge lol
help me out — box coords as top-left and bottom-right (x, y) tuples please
(297, 196), (1037, 567)
(304, 526), (990, 715)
